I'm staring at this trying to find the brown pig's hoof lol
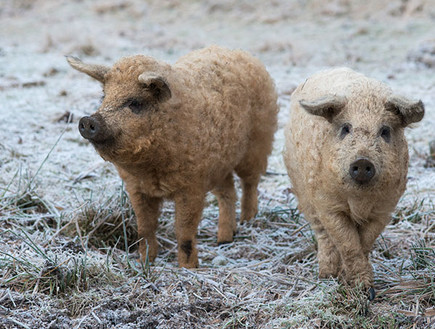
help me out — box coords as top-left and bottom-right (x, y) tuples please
(368, 287), (376, 301)
(217, 240), (233, 246)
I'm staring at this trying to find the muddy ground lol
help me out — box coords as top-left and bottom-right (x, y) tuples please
(0, 0), (434, 328)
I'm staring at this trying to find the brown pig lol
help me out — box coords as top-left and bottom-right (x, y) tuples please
(67, 46), (278, 268)
(283, 68), (424, 297)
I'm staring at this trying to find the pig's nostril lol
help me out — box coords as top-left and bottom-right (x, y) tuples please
(78, 115), (111, 143)
(349, 158), (376, 185)
(79, 116), (102, 141)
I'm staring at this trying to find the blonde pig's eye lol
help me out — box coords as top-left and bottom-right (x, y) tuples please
(339, 123), (352, 139)
(380, 125), (391, 143)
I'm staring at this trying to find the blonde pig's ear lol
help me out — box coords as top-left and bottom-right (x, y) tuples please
(385, 96), (425, 127)
(138, 73), (172, 103)
(66, 56), (109, 83)
(299, 95), (347, 123)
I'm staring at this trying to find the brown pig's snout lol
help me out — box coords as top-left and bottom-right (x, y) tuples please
(78, 114), (111, 143)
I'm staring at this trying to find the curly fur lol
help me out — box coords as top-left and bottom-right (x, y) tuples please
(69, 46), (278, 268)
(283, 68), (424, 289)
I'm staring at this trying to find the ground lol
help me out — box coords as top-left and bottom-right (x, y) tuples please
(0, 0), (434, 328)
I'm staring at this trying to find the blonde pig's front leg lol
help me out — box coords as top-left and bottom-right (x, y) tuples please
(320, 212), (373, 289)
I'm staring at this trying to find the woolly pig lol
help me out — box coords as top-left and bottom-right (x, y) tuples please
(283, 68), (424, 296)
(67, 46), (278, 268)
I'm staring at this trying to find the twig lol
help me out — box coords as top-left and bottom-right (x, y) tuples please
(7, 318), (31, 329)
(75, 215), (86, 252)
(290, 222), (310, 236)
(27, 128), (66, 190)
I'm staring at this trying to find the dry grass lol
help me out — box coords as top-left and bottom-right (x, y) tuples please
(1, 167), (434, 328)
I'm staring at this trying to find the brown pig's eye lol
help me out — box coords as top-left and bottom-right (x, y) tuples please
(380, 126), (391, 143)
(127, 99), (144, 114)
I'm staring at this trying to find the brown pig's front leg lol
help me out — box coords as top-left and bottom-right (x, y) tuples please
(128, 190), (162, 262)
(174, 190), (205, 268)
(212, 173), (237, 244)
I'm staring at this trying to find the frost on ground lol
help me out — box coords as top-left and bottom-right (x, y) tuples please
(0, 1), (434, 328)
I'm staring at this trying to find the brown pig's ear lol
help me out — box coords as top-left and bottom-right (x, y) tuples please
(385, 96), (425, 127)
(299, 95), (347, 123)
(66, 56), (109, 83)
(138, 73), (172, 103)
